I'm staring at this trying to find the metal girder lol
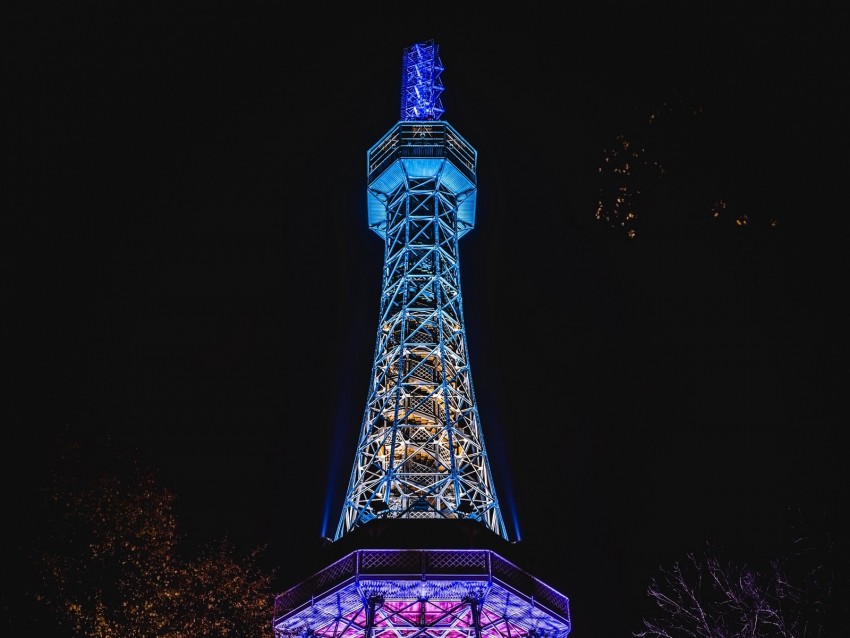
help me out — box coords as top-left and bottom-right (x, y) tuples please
(273, 550), (571, 638)
(337, 139), (506, 540)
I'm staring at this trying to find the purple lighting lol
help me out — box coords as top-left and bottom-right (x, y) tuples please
(273, 549), (570, 638)
(400, 40), (445, 121)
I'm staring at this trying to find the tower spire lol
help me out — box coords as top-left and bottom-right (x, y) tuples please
(400, 39), (444, 121)
(335, 41), (505, 541)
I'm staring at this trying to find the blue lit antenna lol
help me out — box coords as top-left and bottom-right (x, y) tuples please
(400, 40), (445, 120)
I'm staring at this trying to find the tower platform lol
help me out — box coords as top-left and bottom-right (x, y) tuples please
(274, 520), (571, 638)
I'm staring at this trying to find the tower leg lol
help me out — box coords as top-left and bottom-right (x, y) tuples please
(467, 596), (482, 638)
(366, 595), (383, 638)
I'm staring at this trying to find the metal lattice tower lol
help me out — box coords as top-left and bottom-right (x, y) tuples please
(273, 41), (571, 638)
(335, 40), (506, 540)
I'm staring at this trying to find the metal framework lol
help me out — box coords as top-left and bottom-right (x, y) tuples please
(273, 549), (571, 638)
(335, 119), (506, 540)
(400, 40), (445, 121)
(273, 40), (571, 638)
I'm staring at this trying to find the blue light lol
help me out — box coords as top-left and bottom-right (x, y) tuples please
(504, 481), (523, 542)
(400, 40), (445, 120)
(321, 379), (354, 538)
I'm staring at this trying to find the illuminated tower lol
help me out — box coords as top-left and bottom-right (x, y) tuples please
(273, 41), (571, 638)
(336, 40), (505, 539)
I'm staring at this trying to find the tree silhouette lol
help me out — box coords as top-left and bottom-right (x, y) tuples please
(29, 441), (275, 638)
(636, 512), (849, 638)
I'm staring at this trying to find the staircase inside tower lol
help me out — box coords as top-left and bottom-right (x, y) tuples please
(339, 166), (502, 537)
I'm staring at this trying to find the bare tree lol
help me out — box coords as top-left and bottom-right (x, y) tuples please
(637, 551), (805, 638)
(637, 532), (847, 638)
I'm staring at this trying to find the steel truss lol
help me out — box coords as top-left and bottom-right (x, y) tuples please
(336, 122), (506, 540)
(273, 550), (571, 638)
(400, 40), (445, 121)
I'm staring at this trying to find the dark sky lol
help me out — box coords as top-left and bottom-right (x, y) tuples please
(9, 3), (848, 637)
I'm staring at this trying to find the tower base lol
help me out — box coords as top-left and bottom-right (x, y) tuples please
(273, 520), (571, 638)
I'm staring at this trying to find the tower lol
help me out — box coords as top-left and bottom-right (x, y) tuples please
(273, 41), (571, 638)
(336, 40), (505, 539)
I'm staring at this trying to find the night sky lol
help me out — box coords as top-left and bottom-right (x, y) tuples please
(9, 4), (848, 637)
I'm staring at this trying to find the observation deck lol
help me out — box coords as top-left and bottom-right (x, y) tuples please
(273, 547), (571, 638)
(367, 121), (477, 239)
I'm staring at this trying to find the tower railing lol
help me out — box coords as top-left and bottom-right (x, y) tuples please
(274, 549), (571, 624)
(368, 122), (476, 184)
